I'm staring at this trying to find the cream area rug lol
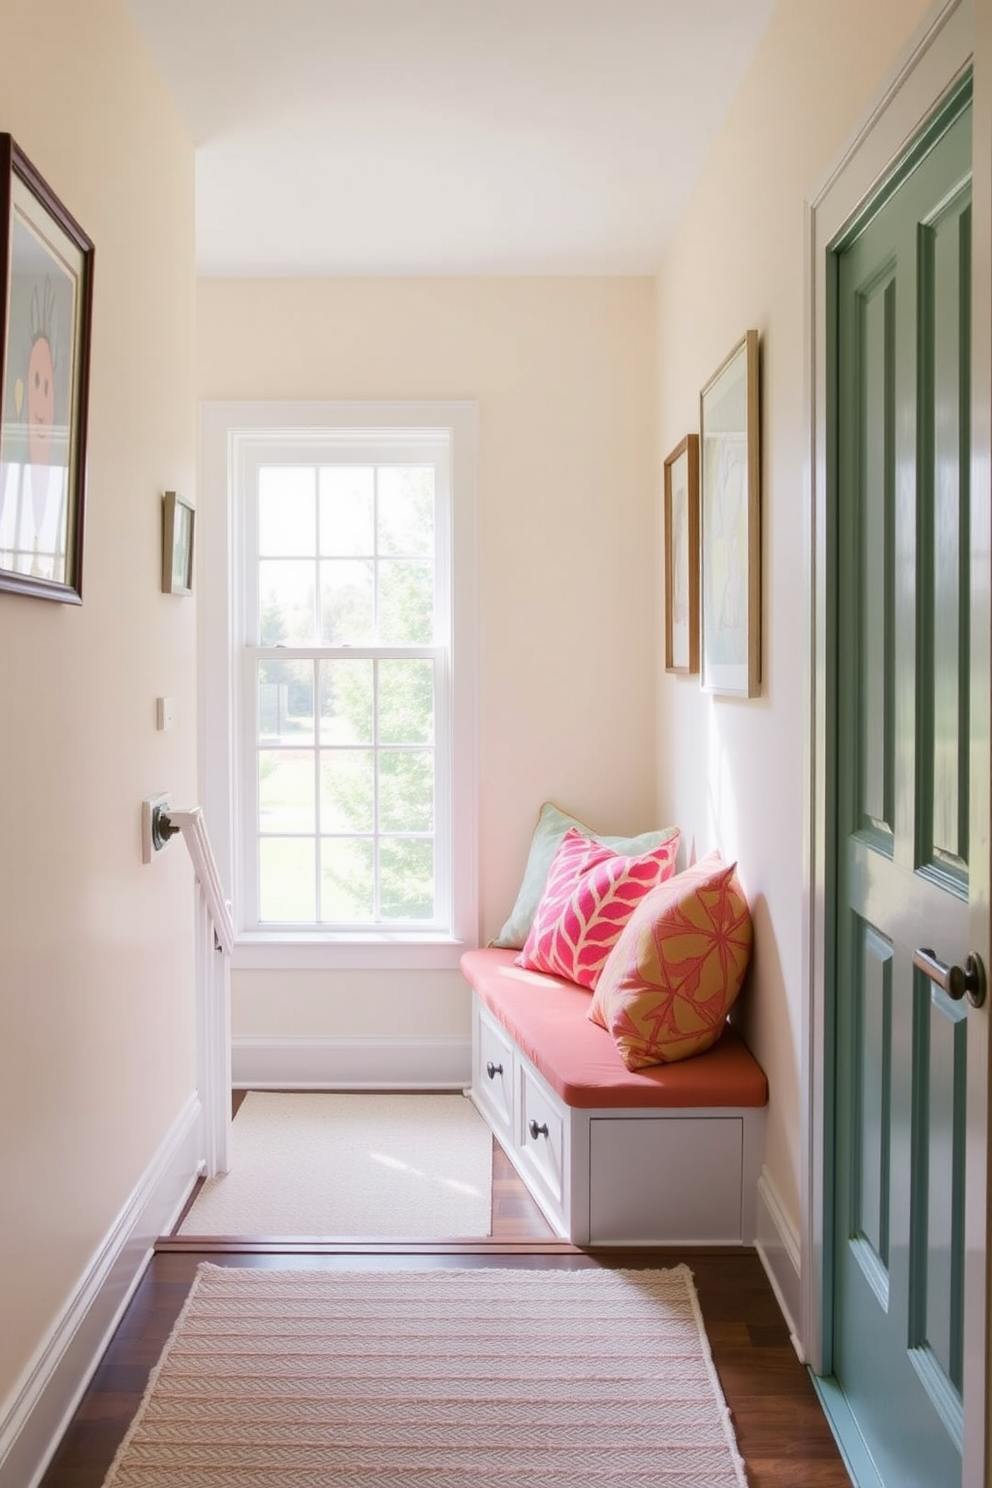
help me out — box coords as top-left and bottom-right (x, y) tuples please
(102, 1264), (748, 1488)
(177, 1092), (493, 1238)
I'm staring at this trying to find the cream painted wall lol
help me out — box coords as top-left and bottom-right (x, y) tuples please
(0, 0), (196, 1411)
(655, 0), (933, 1230)
(197, 278), (659, 1040)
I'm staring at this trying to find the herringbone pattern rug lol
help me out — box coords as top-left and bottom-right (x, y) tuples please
(101, 1263), (748, 1487)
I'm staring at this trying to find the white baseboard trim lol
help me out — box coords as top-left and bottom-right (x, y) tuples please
(0, 1093), (202, 1488)
(232, 1035), (471, 1089)
(754, 1167), (804, 1359)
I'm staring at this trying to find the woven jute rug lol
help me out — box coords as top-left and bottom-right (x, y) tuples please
(178, 1092), (493, 1238)
(101, 1263), (748, 1487)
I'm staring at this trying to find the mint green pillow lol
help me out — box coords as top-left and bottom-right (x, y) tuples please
(490, 802), (680, 950)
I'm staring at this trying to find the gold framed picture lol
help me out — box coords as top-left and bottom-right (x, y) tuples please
(162, 490), (195, 595)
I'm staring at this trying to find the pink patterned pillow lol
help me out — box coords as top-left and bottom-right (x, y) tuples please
(515, 827), (681, 989)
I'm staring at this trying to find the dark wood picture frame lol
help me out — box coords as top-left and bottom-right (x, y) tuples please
(0, 135), (94, 603)
(162, 490), (195, 595)
(699, 329), (761, 696)
(663, 433), (700, 674)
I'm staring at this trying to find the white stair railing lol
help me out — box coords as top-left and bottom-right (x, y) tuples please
(160, 806), (233, 1177)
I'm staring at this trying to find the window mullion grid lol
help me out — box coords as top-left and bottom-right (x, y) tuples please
(233, 421), (467, 941)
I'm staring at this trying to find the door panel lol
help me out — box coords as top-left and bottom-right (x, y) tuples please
(910, 976), (966, 1414)
(855, 267), (896, 848)
(921, 192), (971, 884)
(851, 918), (893, 1304)
(834, 91), (972, 1488)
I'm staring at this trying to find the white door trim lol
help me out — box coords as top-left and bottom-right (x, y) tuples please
(803, 0), (989, 1481)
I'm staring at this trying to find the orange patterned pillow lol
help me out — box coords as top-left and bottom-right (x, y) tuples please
(588, 853), (752, 1069)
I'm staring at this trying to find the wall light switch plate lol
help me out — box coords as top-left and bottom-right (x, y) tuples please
(156, 696), (175, 731)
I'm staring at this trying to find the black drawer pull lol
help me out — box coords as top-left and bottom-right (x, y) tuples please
(486, 1061), (503, 1079)
(528, 1119), (549, 1141)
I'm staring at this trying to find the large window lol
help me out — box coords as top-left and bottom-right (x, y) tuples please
(201, 403), (478, 967)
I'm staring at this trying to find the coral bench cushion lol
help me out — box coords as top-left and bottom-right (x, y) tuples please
(461, 948), (767, 1110)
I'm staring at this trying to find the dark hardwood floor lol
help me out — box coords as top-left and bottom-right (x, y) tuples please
(38, 1117), (852, 1488)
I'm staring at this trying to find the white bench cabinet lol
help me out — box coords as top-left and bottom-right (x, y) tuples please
(469, 994), (765, 1247)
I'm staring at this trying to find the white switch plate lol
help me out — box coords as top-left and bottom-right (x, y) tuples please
(156, 696), (175, 731)
(141, 793), (171, 864)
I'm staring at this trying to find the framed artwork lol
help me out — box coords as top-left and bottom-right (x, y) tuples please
(162, 490), (195, 594)
(699, 330), (760, 696)
(0, 135), (94, 603)
(663, 434), (699, 674)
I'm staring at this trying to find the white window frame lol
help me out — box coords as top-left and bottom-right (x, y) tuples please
(199, 401), (479, 971)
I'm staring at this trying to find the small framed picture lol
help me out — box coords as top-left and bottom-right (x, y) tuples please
(162, 490), (195, 595)
(0, 135), (94, 603)
(699, 330), (761, 697)
(663, 434), (699, 674)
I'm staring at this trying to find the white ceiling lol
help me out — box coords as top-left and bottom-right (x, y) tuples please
(124, 0), (775, 277)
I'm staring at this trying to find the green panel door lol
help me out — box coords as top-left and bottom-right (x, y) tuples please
(833, 88), (974, 1488)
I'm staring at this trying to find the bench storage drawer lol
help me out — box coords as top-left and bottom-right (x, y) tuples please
(516, 1060), (568, 1225)
(473, 1003), (515, 1143)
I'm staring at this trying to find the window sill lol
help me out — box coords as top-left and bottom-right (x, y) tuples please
(232, 934), (472, 972)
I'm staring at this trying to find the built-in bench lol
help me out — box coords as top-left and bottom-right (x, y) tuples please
(462, 947), (768, 1246)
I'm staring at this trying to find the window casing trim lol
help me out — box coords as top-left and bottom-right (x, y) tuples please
(199, 400), (479, 969)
